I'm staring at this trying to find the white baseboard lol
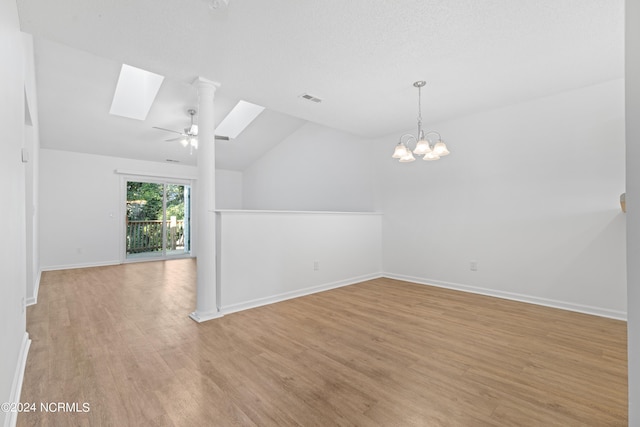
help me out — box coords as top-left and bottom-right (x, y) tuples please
(40, 260), (121, 272)
(25, 270), (41, 306)
(189, 310), (224, 323)
(383, 273), (627, 321)
(220, 272), (384, 315)
(4, 333), (31, 427)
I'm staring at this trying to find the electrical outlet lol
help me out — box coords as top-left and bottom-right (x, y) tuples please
(470, 260), (478, 271)
(313, 261), (320, 271)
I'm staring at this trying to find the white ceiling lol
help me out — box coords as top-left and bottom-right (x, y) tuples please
(17, 0), (624, 169)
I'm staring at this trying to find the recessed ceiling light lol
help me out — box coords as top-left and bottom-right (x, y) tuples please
(109, 64), (164, 121)
(216, 100), (265, 139)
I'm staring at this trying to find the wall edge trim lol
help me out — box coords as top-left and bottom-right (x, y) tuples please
(41, 260), (121, 272)
(25, 270), (41, 306)
(220, 272), (384, 315)
(5, 332), (31, 427)
(383, 272), (627, 321)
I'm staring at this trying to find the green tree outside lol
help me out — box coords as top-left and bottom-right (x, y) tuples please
(127, 182), (185, 221)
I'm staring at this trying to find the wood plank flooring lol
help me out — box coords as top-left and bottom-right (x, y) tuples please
(19, 259), (627, 426)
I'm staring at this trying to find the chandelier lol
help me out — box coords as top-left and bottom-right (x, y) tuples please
(392, 81), (450, 162)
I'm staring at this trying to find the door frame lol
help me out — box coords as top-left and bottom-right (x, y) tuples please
(118, 173), (196, 264)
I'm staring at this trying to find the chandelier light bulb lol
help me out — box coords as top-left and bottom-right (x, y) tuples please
(392, 142), (409, 159)
(413, 139), (432, 155)
(399, 151), (416, 162)
(433, 141), (450, 156)
(423, 151), (440, 161)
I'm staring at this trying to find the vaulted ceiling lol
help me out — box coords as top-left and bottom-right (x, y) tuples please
(17, 0), (624, 169)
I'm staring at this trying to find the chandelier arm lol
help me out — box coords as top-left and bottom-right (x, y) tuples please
(399, 134), (417, 148)
(423, 131), (442, 141)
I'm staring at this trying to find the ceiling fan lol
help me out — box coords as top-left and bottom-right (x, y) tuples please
(153, 109), (229, 151)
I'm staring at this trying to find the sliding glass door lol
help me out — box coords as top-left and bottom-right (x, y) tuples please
(126, 180), (191, 260)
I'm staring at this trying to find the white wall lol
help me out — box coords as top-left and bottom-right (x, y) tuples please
(377, 79), (626, 318)
(23, 33), (40, 306)
(39, 149), (198, 269)
(216, 169), (242, 209)
(217, 211), (382, 313)
(243, 122), (375, 212)
(0, 0), (28, 425)
(626, 0), (640, 421)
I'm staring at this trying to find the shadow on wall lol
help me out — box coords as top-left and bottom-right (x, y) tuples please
(546, 210), (626, 308)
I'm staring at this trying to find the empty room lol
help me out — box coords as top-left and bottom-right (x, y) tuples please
(2, 0), (640, 425)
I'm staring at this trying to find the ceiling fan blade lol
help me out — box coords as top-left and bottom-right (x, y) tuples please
(152, 126), (184, 135)
(163, 134), (229, 143)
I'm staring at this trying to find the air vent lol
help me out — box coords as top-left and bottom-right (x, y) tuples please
(165, 159), (180, 163)
(300, 93), (322, 103)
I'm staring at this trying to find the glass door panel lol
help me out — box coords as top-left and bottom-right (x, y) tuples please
(126, 180), (191, 260)
(165, 184), (190, 257)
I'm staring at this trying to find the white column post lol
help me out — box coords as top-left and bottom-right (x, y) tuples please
(190, 77), (223, 322)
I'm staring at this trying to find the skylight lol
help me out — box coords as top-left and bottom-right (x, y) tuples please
(109, 64), (164, 121)
(216, 100), (265, 139)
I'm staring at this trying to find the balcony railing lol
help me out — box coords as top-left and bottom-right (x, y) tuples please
(126, 220), (185, 254)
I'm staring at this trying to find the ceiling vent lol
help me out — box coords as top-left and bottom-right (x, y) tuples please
(300, 93), (322, 103)
(165, 159), (180, 163)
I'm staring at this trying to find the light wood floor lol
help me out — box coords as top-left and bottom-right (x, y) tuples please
(19, 259), (627, 426)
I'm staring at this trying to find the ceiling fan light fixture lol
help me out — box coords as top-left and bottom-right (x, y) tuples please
(153, 108), (232, 151)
